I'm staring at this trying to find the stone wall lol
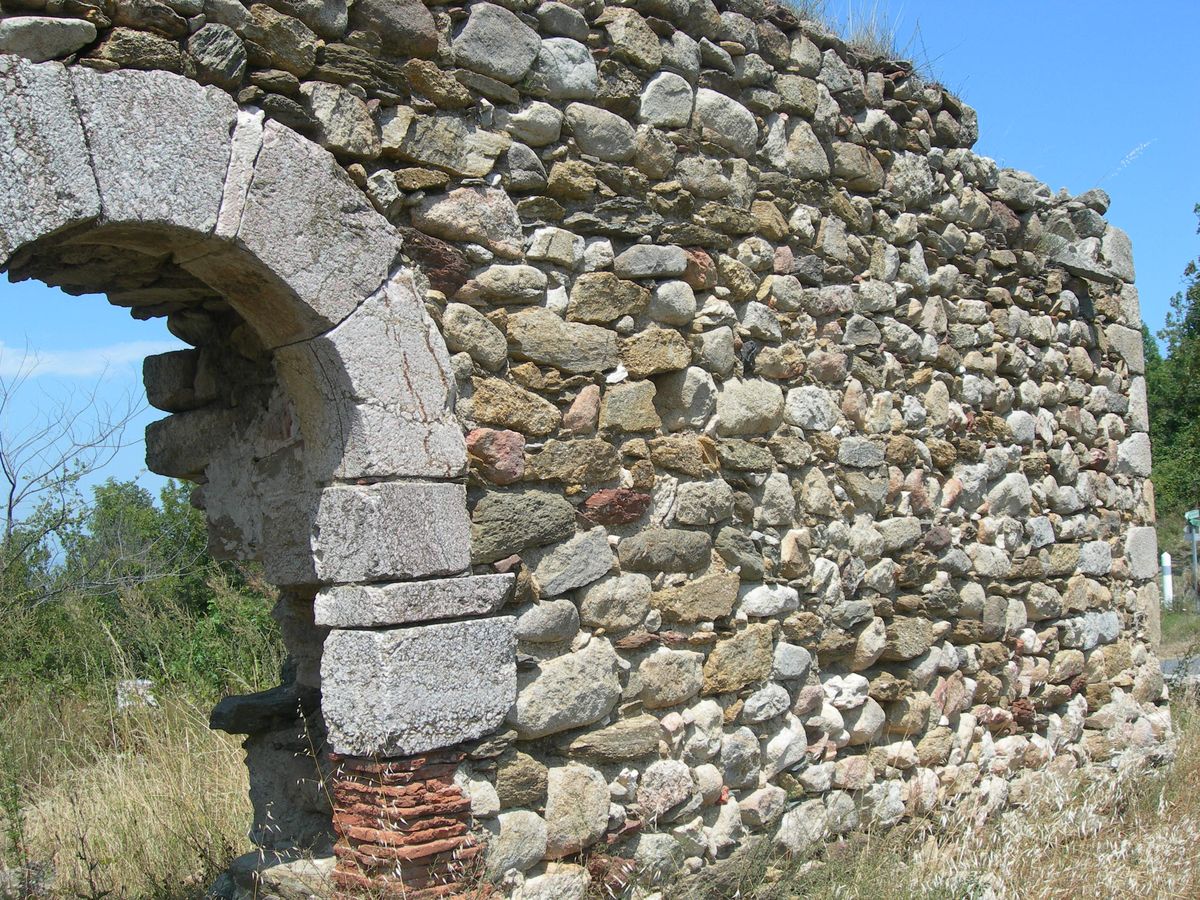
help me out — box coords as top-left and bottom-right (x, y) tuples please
(0, 0), (1169, 896)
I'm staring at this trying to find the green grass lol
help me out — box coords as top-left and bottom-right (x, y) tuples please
(1162, 608), (1200, 658)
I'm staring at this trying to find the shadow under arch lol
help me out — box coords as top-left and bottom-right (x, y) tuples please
(0, 54), (515, 861)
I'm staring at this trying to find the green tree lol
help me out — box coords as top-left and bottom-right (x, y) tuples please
(1148, 205), (1200, 518)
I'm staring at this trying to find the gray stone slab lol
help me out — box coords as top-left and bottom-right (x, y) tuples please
(0, 57), (99, 266)
(0, 17), (96, 63)
(1125, 526), (1159, 582)
(317, 481), (467, 582)
(314, 574), (514, 627)
(71, 66), (234, 235)
(321, 616), (516, 756)
(226, 120), (401, 346)
(274, 270), (466, 480)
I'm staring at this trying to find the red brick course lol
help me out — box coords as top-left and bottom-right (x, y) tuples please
(329, 750), (491, 899)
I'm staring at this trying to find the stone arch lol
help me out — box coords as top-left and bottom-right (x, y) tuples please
(0, 54), (515, 854)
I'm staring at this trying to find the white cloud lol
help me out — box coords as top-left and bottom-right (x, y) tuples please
(0, 339), (185, 378)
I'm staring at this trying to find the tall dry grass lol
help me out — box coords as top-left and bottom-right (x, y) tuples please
(2, 692), (253, 898)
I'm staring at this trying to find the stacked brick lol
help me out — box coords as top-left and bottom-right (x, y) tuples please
(330, 751), (485, 897)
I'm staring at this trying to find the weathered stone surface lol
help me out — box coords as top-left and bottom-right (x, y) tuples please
(242, 5), (317, 75)
(621, 327), (692, 378)
(203, 120), (400, 346)
(314, 574), (512, 627)
(471, 490), (576, 564)
(619, 528), (713, 573)
(486, 810), (547, 877)
(470, 377), (562, 436)
(508, 638), (622, 738)
(412, 186), (523, 258)
(526, 37), (598, 99)
(568, 272), (649, 323)
(0, 16), (96, 63)
(391, 113), (510, 177)
(273, 272), (464, 479)
(0, 57), (100, 266)
(568, 714), (660, 761)
(578, 573), (652, 631)
(532, 527), (615, 596)
(566, 102), (637, 161)
(651, 572), (739, 624)
(638, 759), (693, 819)
(640, 71), (694, 128)
(640, 648), (704, 709)
(600, 380), (661, 431)
(515, 599), (580, 644)
(276, 482), (469, 585)
(321, 616), (515, 755)
(188, 24), (247, 90)
(453, 2), (540, 84)
(692, 88), (758, 157)
(703, 624), (773, 694)
(614, 244), (689, 278)
(301, 80), (379, 157)
(717, 378), (785, 436)
(348, 0), (437, 56)
(73, 66), (234, 235)
(544, 764), (609, 858)
(526, 438), (620, 483)
(508, 307), (618, 374)
(444, 303), (507, 371)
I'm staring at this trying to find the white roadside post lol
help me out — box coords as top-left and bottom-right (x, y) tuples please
(1162, 551), (1174, 612)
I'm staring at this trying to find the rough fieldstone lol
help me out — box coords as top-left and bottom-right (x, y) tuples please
(640, 648), (704, 709)
(526, 37), (599, 99)
(443, 303), (507, 371)
(740, 583), (799, 617)
(512, 599), (578, 644)
(301, 81), (380, 157)
(470, 377), (562, 436)
(674, 479), (735, 526)
(568, 272), (649, 323)
(614, 244), (689, 278)
(508, 307), (618, 373)
(508, 638), (621, 738)
(578, 573), (652, 631)
(321, 617), (515, 756)
(692, 88), (758, 157)
(187, 24), (246, 90)
(503, 100), (564, 145)
(716, 378), (785, 436)
(486, 810), (547, 877)
(655, 366), (717, 431)
(393, 113), (510, 177)
(640, 71), (694, 127)
(348, 0), (438, 57)
(0, 16), (97, 63)
(620, 328), (692, 378)
(638, 759), (693, 820)
(650, 571), (739, 624)
(314, 574), (512, 627)
(703, 624), (773, 694)
(413, 186), (523, 258)
(565, 102), (637, 161)
(453, 3), (541, 84)
(784, 385), (838, 430)
(470, 490), (576, 564)
(526, 438), (620, 483)
(568, 715), (661, 761)
(242, 6), (317, 75)
(600, 381), (661, 431)
(544, 764), (609, 857)
(1126, 526), (1159, 582)
(619, 529), (713, 573)
(532, 527), (615, 596)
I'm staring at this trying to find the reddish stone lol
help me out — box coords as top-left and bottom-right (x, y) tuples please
(563, 384), (601, 434)
(683, 248), (717, 290)
(466, 428), (525, 485)
(773, 245), (795, 274)
(396, 227), (471, 296)
(583, 488), (651, 525)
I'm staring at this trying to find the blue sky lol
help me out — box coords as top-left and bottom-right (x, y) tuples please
(2, 0), (1197, 507)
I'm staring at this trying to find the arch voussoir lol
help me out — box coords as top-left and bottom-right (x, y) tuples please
(0, 54), (517, 877)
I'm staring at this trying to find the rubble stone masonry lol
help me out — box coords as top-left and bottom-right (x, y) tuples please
(0, 0), (1168, 895)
